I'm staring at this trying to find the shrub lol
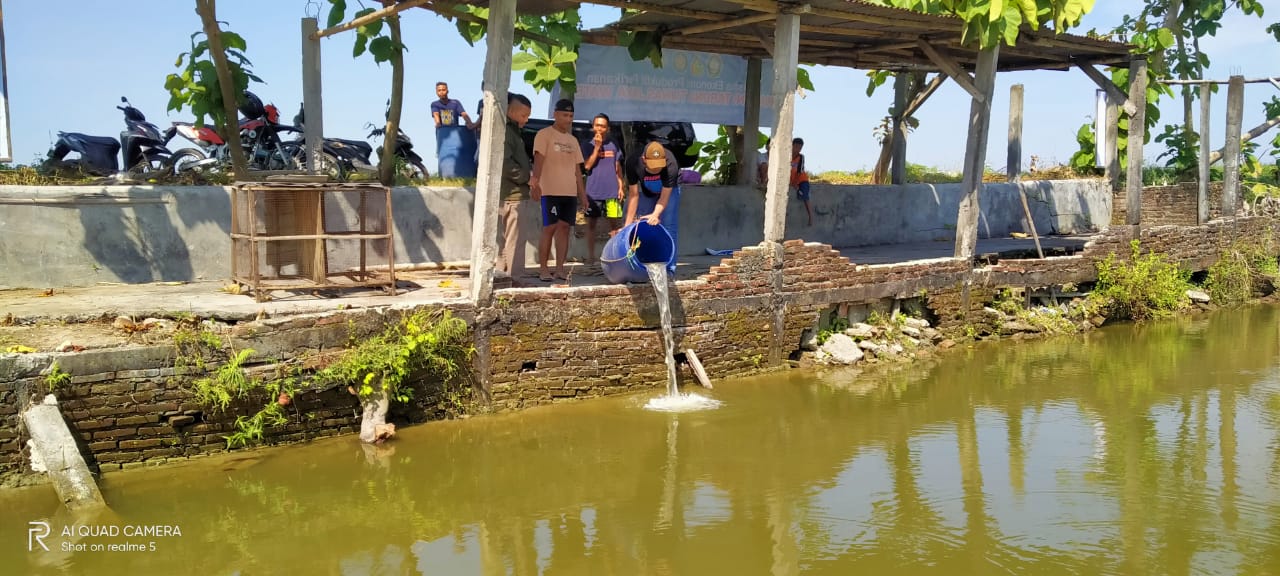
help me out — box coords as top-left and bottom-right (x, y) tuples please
(1089, 240), (1192, 321)
(1206, 240), (1279, 305)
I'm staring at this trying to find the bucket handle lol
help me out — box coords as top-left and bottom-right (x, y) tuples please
(599, 235), (644, 268)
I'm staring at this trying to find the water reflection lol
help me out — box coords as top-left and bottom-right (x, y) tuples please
(2, 307), (1280, 575)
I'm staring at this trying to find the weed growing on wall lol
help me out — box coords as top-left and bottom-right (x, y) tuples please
(1206, 238), (1279, 305)
(315, 309), (474, 408)
(1089, 240), (1192, 321)
(44, 362), (72, 393)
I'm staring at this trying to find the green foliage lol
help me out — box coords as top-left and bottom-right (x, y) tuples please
(316, 309), (474, 405)
(993, 288), (1081, 334)
(164, 28), (261, 128)
(867, 0), (1098, 48)
(1154, 124), (1199, 181)
(324, 0), (405, 67)
(192, 347), (255, 413)
(1089, 240), (1193, 321)
(687, 127), (767, 184)
(618, 30), (664, 68)
(44, 362), (72, 393)
(1206, 238), (1279, 305)
(450, 6), (583, 95)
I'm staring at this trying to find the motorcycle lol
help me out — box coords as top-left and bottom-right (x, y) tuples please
(290, 103), (376, 180)
(368, 123), (428, 181)
(47, 131), (120, 176)
(48, 97), (212, 177)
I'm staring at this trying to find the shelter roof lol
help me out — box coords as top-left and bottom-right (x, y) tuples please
(575, 0), (1132, 72)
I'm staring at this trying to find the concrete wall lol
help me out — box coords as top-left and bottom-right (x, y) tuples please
(0, 179), (1111, 288)
(0, 185), (475, 289)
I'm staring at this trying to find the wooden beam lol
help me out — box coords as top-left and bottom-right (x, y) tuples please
(917, 39), (984, 103)
(313, 0), (431, 39)
(749, 26), (775, 57)
(672, 13), (773, 35)
(1160, 76), (1280, 85)
(1198, 83), (1210, 224)
(1223, 75), (1244, 217)
(954, 44), (999, 260)
(731, 0), (951, 30)
(1125, 56), (1147, 227)
(469, 0), (515, 307)
(577, 0), (718, 20)
(905, 73), (946, 117)
(1078, 62), (1137, 116)
(764, 13), (800, 245)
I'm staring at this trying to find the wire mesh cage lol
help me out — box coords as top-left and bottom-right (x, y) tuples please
(231, 181), (395, 301)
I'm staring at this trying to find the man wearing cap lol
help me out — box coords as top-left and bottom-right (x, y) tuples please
(624, 141), (683, 275)
(531, 98), (588, 282)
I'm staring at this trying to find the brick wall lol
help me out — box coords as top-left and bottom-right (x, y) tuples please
(5, 216), (1280, 483)
(1114, 182), (1225, 226)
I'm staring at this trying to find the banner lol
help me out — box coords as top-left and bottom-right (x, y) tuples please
(564, 44), (776, 127)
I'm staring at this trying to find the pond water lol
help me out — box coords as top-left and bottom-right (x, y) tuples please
(4, 305), (1280, 575)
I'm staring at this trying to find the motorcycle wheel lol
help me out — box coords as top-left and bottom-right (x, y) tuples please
(283, 143), (344, 181)
(169, 148), (210, 175)
(408, 159), (429, 181)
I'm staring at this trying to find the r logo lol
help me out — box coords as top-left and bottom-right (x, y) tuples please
(28, 521), (50, 551)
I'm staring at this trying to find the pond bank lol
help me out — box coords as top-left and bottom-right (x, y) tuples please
(1, 214), (1277, 488)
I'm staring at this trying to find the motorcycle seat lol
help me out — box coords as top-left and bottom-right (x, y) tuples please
(330, 138), (372, 153)
(64, 133), (120, 148)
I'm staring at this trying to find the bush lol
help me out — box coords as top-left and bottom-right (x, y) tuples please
(1206, 240), (1279, 305)
(1089, 240), (1192, 321)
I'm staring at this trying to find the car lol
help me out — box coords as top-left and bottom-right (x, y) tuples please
(520, 119), (698, 169)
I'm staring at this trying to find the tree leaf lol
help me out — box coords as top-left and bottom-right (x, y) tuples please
(511, 51), (540, 71)
(326, 0), (347, 29)
(353, 34), (369, 58)
(550, 48), (578, 65)
(369, 35), (394, 64)
(221, 31), (247, 52)
(797, 67), (815, 92)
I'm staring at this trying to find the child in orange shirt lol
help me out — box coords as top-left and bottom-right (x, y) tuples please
(791, 137), (813, 226)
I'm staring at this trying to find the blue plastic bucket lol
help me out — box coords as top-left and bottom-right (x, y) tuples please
(436, 126), (478, 178)
(601, 222), (675, 284)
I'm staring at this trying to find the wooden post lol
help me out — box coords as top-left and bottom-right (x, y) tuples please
(891, 73), (908, 185)
(740, 57), (762, 186)
(1125, 56), (1147, 227)
(763, 13), (799, 245)
(1007, 84), (1023, 183)
(953, 45), (999, 260)
(685, 349), (714, 389)
(468, 0), (515, 306)
(1198, 83), (1211, 223)
(301, 17), (324, 175)
(1223, 75), (1244, 216)
(1105, 95), (1120, 192)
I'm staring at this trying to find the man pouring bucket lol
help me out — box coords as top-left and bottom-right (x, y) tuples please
(623, 141), (682, 276)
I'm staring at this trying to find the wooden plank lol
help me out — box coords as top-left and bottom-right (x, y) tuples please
(763, 13), (800, 245)
(1125, 56), (1147, 227)
(672, 13), (773, 35)
(1199, 83), (1211, 224)
(1078, 62), (1137, 116)
(1223, 74), (1244, 217)
(954, 44), (1000, 260)
(1007, 84), (1024, 182)
(469, 0), (515, 306)
(740, 57), (762, 186)
(685, 349), (714, 389)
(917, 40), (984, 103)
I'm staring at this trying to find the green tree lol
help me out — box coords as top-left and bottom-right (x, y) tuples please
(165, 0), (256, 179)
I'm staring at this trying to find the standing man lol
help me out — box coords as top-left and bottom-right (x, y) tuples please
(431, 82), (474, 129)
(791, 137), (813, 226)
(625, 141), (682, 275)
(531, 99), (587, 282)
(581, 113), (625, 270)
(498, 93), (533, 284)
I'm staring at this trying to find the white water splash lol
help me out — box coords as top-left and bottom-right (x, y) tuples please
(643, 392), (723, 412)
(645, 262), (680, 397)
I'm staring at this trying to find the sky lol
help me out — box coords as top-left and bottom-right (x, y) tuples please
(3, 1), (1277, 175)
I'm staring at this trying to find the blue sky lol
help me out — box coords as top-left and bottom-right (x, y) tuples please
(5, 1), (1276, 174)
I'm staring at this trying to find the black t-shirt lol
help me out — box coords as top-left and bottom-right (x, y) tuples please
(625, 147), (681, 191)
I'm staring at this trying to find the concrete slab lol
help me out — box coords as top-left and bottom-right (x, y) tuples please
(22, 396), (107, 512)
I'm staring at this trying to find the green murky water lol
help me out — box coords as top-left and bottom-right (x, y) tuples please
(4, 306), (1280, 575)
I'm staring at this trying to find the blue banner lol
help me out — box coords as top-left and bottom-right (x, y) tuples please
(564, 44), (777, 127)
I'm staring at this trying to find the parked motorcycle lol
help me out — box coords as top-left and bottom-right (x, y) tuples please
(290, 103), (376, 180)
(47, 131), (120, 176)
(48, 97), (212, 177)
(369, 122), (428, 180)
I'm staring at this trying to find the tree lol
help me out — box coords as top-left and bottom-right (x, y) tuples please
(165, 0), (256, 179)
(324, 0), (408, 186)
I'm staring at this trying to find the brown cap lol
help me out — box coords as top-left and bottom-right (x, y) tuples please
(643, 141), (668, 172)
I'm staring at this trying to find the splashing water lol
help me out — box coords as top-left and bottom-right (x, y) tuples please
(642, 262), (723, 412)
(645, 262), (680, 397)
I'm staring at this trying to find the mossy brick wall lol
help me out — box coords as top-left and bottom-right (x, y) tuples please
(1114, 182), (1225, 226)
(0, 304), (473, 481)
